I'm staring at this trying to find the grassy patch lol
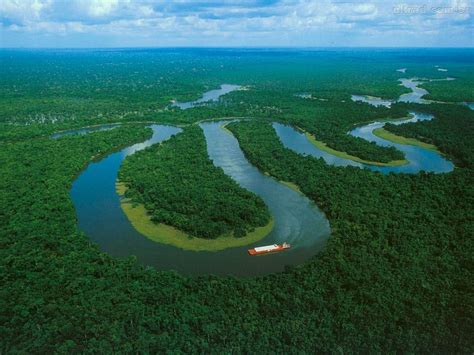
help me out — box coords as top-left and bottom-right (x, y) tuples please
(120, 201), (274, 251)
(304, 132), (408, 167)
(373, 127), (439, 152)
(116, 182), (274, 251)
(115, 181), (127, 195)
(220, 123), (234, 136)
(279, 180), (302, 194)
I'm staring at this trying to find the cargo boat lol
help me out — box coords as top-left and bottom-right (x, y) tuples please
(248, 242), (291, 256)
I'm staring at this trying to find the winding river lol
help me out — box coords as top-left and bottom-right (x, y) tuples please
(63, 78), (454, 276)
(279, 77), (454, 174)
(351, 77), (455, 107)
(172, 84), (241, 109)
(274, 111), (454, 174)
(69, 122), (330, 276)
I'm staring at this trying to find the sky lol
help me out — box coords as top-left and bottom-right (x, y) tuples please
(0, 0), (472, 48)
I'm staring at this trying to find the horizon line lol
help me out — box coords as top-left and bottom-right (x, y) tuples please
(1, 46), (474, 50)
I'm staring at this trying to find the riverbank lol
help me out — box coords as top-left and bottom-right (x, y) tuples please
(279, 180), (303, 194)
(304, 132), (408, 167)
(372, 127), (440, 152)
(220, 122), (234, 135)
(116, 182), (274, 251)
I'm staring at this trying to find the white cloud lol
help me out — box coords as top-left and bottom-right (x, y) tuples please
(86, 0), (120, 17)
(0, 0), (472, 47)
(0, 0), (50, 24)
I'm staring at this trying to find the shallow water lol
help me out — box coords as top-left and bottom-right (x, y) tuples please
(172, 84), (241, 109)
(70, 122), (330, 276)
(296, 93), (312, 99)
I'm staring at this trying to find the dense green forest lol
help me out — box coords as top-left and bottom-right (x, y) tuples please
(422, 70), (474, 103)
(384, 103), (474, 168)
(251, 93), (408, 163)
(2, 114), (472, 352)
(1, 48), (473, 352)
(228, 120), (473, 352)
(118, 125), (270, 239)
(4, 48), (472, 164)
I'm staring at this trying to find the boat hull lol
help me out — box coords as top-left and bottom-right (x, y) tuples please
(248, 244), (291, 256)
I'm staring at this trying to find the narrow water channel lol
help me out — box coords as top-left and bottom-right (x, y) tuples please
(172, 84), (241, 109)
(282, 76), (455, 174)
(274, 111), (454, 174)
(351, 77), (455, 107)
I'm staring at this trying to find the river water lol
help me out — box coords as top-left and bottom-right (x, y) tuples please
(351, 77), (455, 107)
(274, 112), (454, 174)
(172, 84), (241, 109)
(279, 76), (455, 174)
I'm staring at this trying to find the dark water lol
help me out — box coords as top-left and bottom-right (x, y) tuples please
(71, 122), (330, 276)
(273, 123), (363, 169)
(349, 112), (454, 173)
(172, 84), (241, 109)
(274, 111), (454, 174)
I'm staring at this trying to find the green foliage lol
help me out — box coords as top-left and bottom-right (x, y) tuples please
(3, 48), (462, 164)
(0, 49), (222, 125)
(228, 120), (473, 352)
(1, 49), (473, 353)
(119, 125), (270, 239)
(423, 70), (474, 102)
(385, 103), (474, 168)
(1, 116), (472, 353)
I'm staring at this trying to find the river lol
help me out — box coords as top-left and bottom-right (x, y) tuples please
(63, 78), (454, 276)
(68, 121), (330, 276)
(351, 77), (456, 107)
(172, 84), (241, 109)
(277, 76), (454, 174)
(274, 112), (454, 174)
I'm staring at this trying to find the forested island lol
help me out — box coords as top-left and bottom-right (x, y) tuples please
(117, 125), (272, 249)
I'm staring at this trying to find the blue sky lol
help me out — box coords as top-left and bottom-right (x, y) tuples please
(0, 0), (472, 48)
